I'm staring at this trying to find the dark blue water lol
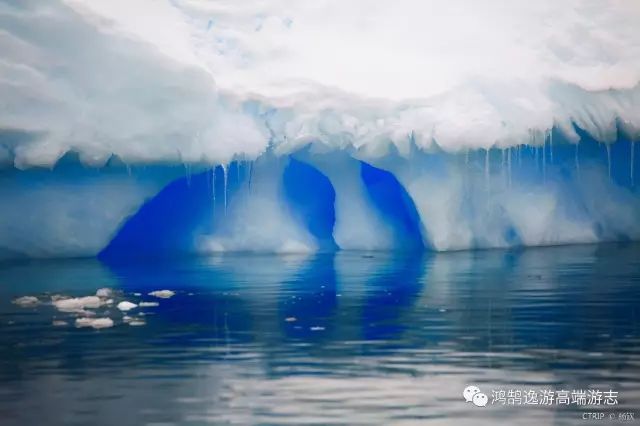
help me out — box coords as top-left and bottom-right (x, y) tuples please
(1, 244), (639, 425)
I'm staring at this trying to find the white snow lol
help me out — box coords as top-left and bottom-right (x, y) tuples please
(1, 0), (639, 171)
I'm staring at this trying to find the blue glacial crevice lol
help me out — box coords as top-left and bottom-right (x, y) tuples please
(98, 169), (216, 261)
(102, 157), (320, 257)
(282, 159), (338, 251)
(100, 153), (425, 257)
(360, 161), (426, 251)
(295, 152), (403, 251)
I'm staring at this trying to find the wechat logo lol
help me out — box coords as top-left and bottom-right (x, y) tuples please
(463, 385), (488, 407)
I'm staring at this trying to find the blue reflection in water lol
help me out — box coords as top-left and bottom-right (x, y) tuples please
(360, 253), (425, 342)
(0, 244), (639, 425)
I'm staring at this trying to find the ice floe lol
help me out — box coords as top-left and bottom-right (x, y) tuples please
(75, 317), (114, 329)
(148, 290), (175, 299)
(96, 288), (113, 298)
(53, 296), (102, 312)
(12, 296), (40, 307)
(117, 301), (137, 311)
(9, 288), (166, 331)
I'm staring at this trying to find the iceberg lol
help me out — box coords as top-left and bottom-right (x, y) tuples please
(0, 0), (639, 258)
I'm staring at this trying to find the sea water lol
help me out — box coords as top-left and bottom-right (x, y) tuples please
(0, 244), (639, 425)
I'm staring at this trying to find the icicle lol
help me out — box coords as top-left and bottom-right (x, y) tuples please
(549, 129), (554, 163)
(485, 149), (490, 192)
(575, 143), (580, 177)
(248, 161), (254, 191)
(212, 167), (216, 202)
(126, 164), (131, 176)
(222, 164), (228, 215)
(236, 160), (241, 183)
(507, 147), (512, 188)
(501, 149), (506, 186)
(542, 139), (546, 183)
(606, 144), (611, 179)
(632, 141), (635, 186)
(185, 163), (191, 187)
(518, 145), (522, 166)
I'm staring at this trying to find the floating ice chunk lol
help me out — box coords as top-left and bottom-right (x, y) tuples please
(78, 296), (103, 309)
(96, 288), (113, 298)
(105, 299), (114, 305)
(139, 301), (159, 307)
(148, 290), (175, 299)
(52, 320), (68, 327)
(12, 296), (39, 307)
(310, 326), (325, 331)
(117, 301), (137, 311)
(76, 309), (96, 317)
(285, 317), (297, 322)
(54, 296), (102, 312)
(122, 315), (134, 323)
(75, 317), (114, 329)
(128, 320), (146, 326)
(91, 318), (114, 329)
(75, 317), (93, 327)
(133, 293), (142, 296)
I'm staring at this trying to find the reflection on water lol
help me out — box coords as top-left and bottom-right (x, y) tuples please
(0, 244), (639, 425)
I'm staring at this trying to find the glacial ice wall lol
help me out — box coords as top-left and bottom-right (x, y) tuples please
(0, 0), (640, 258)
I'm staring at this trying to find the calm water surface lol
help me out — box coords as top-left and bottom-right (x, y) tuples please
(0, 244), (639, 425)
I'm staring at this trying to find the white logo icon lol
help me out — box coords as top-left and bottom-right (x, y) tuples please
(463, 385), (480, 402)
(463, 385), (488, 407)
(473, 392), (488, 407)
